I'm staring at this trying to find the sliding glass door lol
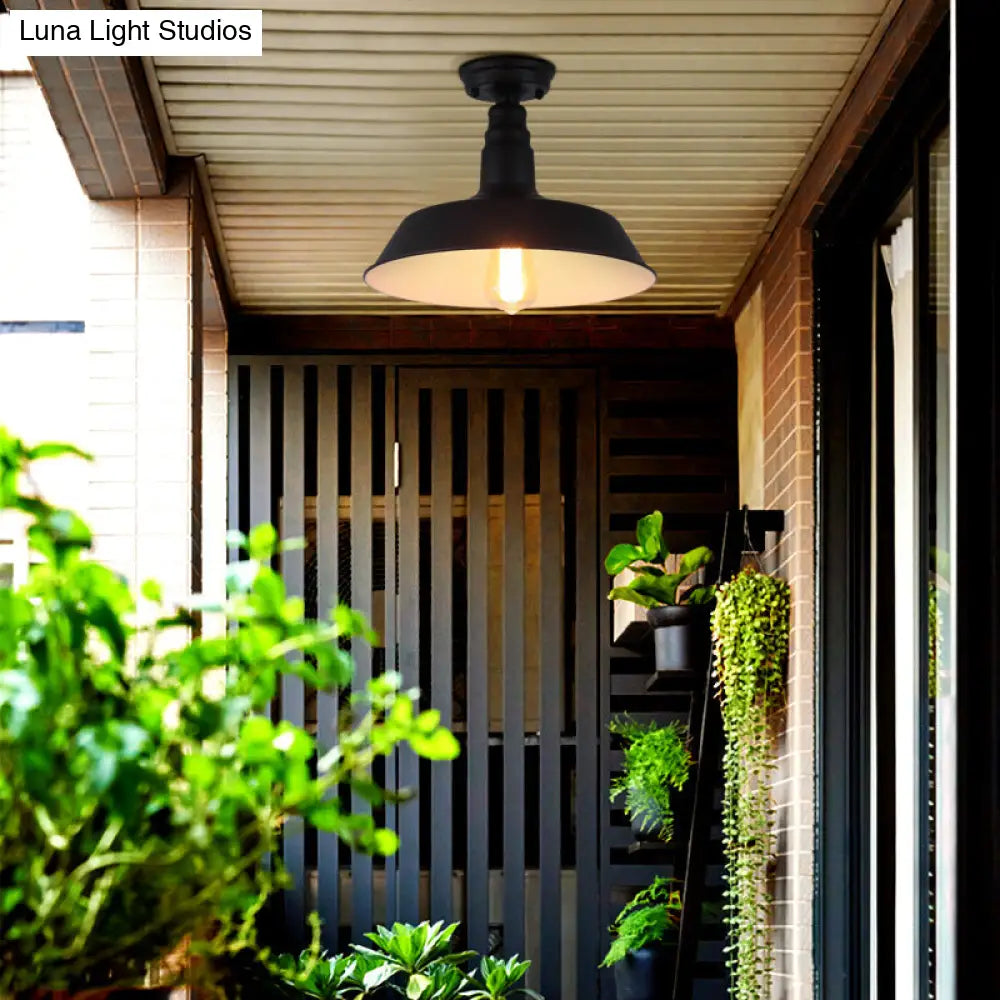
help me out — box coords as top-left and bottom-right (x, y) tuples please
(868, 123), (953, 1000)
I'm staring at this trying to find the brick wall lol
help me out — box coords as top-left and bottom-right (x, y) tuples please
(735, 225), (816, 1000)
(201, 321), (228, 637)
(85, 189), (197, 606)
(1, 71), (228, 626)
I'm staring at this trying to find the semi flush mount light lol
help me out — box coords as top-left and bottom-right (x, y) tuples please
(364, 54), (656, 314)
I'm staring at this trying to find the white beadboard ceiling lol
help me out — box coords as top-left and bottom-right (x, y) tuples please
(137, 0), (896, 313)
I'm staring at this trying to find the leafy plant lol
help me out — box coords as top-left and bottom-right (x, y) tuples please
(0, 429), (460, 994)
(274, 951), (382, 1000)
(608, 715), (692, 842)
(599, 876), (682, 967)
(605, 511), (715, 608)
(353, 921), (477, 977)
(710, 566), (790, 1000)
(405, 962), (467, 1000)
(275, 924), (540, 1000)
(461, 956), (540, 1000)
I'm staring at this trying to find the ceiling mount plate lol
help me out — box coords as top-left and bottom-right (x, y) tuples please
(458, 54), (556, 104)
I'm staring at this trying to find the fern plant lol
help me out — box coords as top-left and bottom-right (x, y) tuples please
(711, 566), (790, 1000)
(600, 877), (682, 967)
(608, 715), (692, 841)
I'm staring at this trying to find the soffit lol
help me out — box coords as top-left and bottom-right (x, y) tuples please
(138, 0), (895, 313)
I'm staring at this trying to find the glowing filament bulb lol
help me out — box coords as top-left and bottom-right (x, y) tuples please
(487, 247), (536, 314)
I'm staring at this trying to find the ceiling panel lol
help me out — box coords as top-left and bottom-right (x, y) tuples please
(138, 0), (894, 313)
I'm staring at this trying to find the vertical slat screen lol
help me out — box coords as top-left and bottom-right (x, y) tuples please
(382, 369), (398, 927)
(282, 362), (307, 946)
(538, 387), (563, 1000)
(465, 387), (490, 956)
(316, 363), (340, 949)
(350, 366), (374, 940)
(430, 388), (454, 921)
(248, 362), (271, 544)
(228, 357), (736, 999)
(396, 378), (421, 923)
(575, 385), (600, 999)
(503, 388), (526, 958)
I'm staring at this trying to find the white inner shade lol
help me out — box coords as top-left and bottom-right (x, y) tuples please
(364, 248), (655, 310)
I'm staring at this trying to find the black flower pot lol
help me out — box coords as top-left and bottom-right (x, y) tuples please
(627, 786), (665, 842)
(612, 945), (676, 1000)
(646, 604), (709, 672)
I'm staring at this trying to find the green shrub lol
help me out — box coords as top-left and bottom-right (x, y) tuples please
(0, 429), (459, 993)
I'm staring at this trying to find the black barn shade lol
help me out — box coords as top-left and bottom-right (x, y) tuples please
(363, 55), (656, 313)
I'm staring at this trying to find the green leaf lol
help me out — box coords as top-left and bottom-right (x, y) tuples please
(140, 579), (163, 603)
(635, 511), (664, 561)
(408, 729), (460, 761)
(41, 508), (92, 549)
(247, 522), (278, 560)
(604, 543), (643, 576)
(26, 442), (91, 462)
(684, 584), (717, 606)
(363, 963), (396, 992)
(372, 827), (400, 855)
(182, 753), (217, 787)
(408, 973), (432, 999)
(607, 585), (661, 609)
(1, 887), (24, 914)
(677, 545), (714, 576)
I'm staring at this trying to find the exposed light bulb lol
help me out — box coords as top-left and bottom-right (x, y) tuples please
(486, 247), (536, 314)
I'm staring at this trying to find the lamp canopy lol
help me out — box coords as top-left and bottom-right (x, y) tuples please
(363, 54), (656, 313)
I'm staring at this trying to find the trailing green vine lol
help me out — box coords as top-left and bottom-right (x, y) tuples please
(928, 580), (941, 699)
(710, 567), (790, 1000)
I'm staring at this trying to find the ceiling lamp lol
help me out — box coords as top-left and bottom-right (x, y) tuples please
(364, 55), (656, 314)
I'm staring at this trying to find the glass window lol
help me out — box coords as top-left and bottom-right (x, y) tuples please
(926, 125), (953, 1000)
(869, 124), (952, 1000)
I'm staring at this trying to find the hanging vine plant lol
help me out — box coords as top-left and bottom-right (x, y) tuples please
(710, 566), (790, 1000)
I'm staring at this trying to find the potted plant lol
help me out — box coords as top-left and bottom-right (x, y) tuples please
(273, 922), (542, 1000)
(0, 430), (459, 996)
(608, 716), (692, 843)
(605, 511), (715, 672)
(599, 877), (681, 1000)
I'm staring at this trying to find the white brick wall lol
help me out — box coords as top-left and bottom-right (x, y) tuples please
(85, 195), (196, 604)
(202, 323), (228, 636)
(1, 72), (229, 619)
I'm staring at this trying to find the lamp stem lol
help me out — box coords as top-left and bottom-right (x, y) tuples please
(477, 99), (537, 198)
